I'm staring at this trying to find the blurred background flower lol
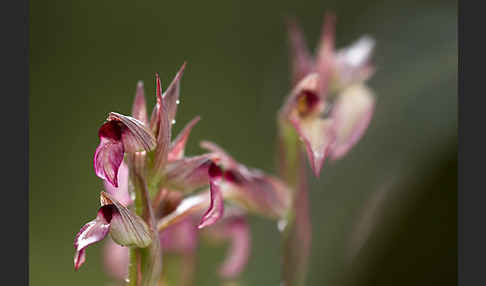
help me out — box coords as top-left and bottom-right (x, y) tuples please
(30, 0), (456, 285)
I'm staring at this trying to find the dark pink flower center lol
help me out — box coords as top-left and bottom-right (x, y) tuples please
(99, 120), (123, 141)
(224, 170), (244, 185)
(99, 204), (116, 223)
(296, 90), (320, 117)
(209, 162), (223, 178)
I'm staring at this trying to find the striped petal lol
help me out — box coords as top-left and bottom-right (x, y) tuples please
(101, 192), (153, 248)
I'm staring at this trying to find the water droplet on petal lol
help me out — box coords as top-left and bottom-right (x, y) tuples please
(277, 219), (288, 232)
(171, 119), (176, 125)
(176, 100), (180, 105)
(125, 278), (130, 283)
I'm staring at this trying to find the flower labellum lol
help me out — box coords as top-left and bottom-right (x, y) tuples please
(198, 163), (224, 229)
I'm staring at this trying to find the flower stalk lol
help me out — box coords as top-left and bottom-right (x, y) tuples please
(278, 118), (312, 286)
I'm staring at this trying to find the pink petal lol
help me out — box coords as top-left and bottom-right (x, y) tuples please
(159, 217), (198, 253)
(335, 36), (375, 87)
(164, 154), (212, 192)
(94, 113), (155, 187)
(108, 112), (156, 153)
(163, 62), (186, 124)
(198, 163), (224, 229)
(131, 80), (148, 125)
(329, 84), (375, 159)
(286, 18), (314, 85)
(223, 172), (292, 219)
(218, 216), (251, 278)
(153, 78), (171, 173)
(289, 115), (335, 177)
(103, 161), (132, 206)
(74, 204), (114, 270)
(157, 191), (210, 232)
(103, 238), (129, 280)
(94, 137), (124, 187)
(200, 140), (239, 169)
(315, 12), (336, 99)
(168, 116), (201, 161)
(149, 72), (164, 135)
(201, 142), (292, 218)
(101, 192), (153, 248)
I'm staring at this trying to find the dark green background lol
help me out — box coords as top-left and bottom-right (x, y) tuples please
(30, 0), (457, 285)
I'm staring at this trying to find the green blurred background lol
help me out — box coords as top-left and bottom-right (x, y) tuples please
(30, 0), (457, 285)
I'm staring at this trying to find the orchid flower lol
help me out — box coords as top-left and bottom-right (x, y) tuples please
(280, 13), (376, 177)
(74, 192), (152, 271)
(94, 112), (156, 187)
(156, 143), (292, 234)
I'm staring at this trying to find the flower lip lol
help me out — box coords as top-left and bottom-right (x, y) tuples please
(198, 163), (224, 229)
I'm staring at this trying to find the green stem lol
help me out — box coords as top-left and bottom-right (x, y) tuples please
(278, 120), (312, 286)
(127, 157), (163, 286)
